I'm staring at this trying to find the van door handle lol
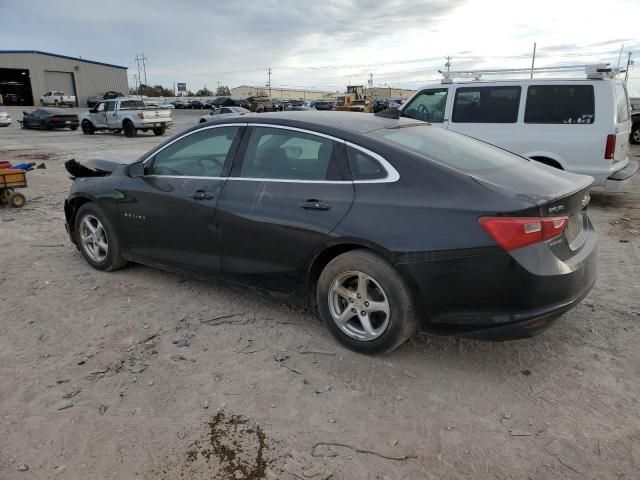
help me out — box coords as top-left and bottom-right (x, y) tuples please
(191, 189), (215, 200)
(298, 199), (331, 210)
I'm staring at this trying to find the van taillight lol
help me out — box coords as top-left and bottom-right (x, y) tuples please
(478, 216), (568, 251)
(605, 134), (616, 159)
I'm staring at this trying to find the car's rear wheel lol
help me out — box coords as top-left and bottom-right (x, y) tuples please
(81, 120), (94, 135)
(152, 126), (166, 136)
(75, 203), (127, 271)
(123, 120), (137, 137)
(632, 124), (640, 145)
(317, 249), (416, 354)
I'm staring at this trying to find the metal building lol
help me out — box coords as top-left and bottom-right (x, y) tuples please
(0, 50), (128, 107)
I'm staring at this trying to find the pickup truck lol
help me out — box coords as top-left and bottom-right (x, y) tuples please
(40, 91), (76, 107)
(80, 98), (173, 137)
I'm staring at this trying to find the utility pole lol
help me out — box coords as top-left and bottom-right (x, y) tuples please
(445, 56), (451, 72)
(267, 68), (272, 98)
(368, 73), (373, 88)
(530, 42), (537, 79)
(133, 74), (139, 95)
(135, 53), (148, 85)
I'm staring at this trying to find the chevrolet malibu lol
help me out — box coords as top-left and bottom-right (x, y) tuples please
(64, 112), (597, 354)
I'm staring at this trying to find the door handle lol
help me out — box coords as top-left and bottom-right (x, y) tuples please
(298, 199), (331, 210)
(191, 189), (215, 200)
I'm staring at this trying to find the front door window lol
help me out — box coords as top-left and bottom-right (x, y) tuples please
(403, 88), (448, 123)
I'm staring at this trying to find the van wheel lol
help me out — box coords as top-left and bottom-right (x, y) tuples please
(81, 120), (95, 135)
(316, 249), (416, 354)
(631, 124), (640, 145)
(123, 120), (137, 137)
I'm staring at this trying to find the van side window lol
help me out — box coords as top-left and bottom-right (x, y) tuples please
(403, 89), (448, 123)
(452, 86), (521, 123)
(525, 85), (594, 124)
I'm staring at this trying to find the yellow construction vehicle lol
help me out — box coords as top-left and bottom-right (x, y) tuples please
(333, 86), (373, 113)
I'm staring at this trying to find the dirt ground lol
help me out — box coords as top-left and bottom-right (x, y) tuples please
(1, 106), (639, 480)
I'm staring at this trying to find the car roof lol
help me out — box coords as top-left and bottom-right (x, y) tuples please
(234, 111), (421, 134)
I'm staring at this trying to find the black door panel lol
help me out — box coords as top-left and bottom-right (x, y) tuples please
(217, 179), (354, 293)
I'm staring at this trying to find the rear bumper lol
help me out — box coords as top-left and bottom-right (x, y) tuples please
(604, 160), (638, 192)
(398, 227), (598, 341)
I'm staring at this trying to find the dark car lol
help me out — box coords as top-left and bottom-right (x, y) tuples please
(22, 109), (79, 130)
(315, 101), (335, 111)
(189, 100), (205, 110)
(63, 112), (597, 354)
(3, 93), (24, 106)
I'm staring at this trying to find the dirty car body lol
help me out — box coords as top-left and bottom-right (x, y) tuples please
(64, 112), (597, 351)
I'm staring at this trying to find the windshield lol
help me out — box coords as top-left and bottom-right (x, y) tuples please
(370, 125), (527, 172)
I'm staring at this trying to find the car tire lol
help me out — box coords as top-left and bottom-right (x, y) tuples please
(316, 249), (417, 354)
(152, 126), (166, 136)
(631, 124), (640, 145)
(81, 120), (95, 135)
(123, 120), (137, 138)
(74, 203), (127, 271)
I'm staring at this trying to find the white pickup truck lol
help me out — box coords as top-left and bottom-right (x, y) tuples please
(40, 91), (76, 107)
(80, 98), (173, 137)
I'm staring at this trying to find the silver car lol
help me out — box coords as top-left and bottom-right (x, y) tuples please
(199, 106), (250, 124)
(0, 110), (11, 127)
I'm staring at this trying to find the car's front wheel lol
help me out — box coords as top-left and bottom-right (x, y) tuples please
(317, 249), (416, 354)
(123, 120), (137, 137)
(75, 203), (127, 271)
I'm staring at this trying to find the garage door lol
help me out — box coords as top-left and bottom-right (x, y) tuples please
(44, 71), (76, 98)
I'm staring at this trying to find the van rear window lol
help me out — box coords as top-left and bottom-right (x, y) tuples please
(525, 85), (594, 124)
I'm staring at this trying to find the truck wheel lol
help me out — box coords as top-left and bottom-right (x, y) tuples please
(81, 120), (95, 135)
(54, 100), (59, 107)
(153, 126), (166, 136)
(123, 121), (137, 138)
(40, 100), (45, 106)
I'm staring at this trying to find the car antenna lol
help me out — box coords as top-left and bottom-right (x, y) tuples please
(375, 109), (401, 119)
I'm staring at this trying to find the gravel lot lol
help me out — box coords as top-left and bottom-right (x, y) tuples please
(1, 106), (639, 479)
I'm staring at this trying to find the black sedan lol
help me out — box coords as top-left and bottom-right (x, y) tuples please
(22, 109), (79, 130)
(63, 112), (597, 354)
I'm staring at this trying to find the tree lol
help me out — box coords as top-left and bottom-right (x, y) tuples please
(196, 87), (213, 97)
(216, 85), (231, 96)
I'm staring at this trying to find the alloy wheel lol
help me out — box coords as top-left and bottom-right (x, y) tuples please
(328, 270), (390, 341)
(633, 128), (640, 144)
(79, 214), (109, 263)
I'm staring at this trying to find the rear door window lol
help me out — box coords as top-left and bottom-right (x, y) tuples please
(452, 86), (521, 123)
(614, 82), (630, 123)
(525, 85), (594, 124)
(402, 89), (448, 123)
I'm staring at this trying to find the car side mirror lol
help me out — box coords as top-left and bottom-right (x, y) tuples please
(127, 162), (145, 178)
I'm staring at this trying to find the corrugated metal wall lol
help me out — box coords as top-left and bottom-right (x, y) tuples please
(0, 52), (128, 107)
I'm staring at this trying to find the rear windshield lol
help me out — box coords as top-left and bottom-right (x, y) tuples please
(370, 125), (526, 172)
(615, 82), (630, 123)
(120, 100), (146, 110)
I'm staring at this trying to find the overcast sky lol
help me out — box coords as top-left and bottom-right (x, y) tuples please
(1, 0), (639, 94)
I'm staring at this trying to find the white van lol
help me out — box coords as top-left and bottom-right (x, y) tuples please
(399, 70), (636, 191)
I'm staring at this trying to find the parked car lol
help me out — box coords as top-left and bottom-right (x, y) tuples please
(80, 98), (172, 137)
(189, 100), (206, 110)
(400, 69), (636, 191)
(143, 100), (159, 108)
(22, 108), (79, 130)
(0, 110), (11, 127)
(171, 101), (188, 109)
(315, 100), (335, 111)
(199, 106), (251, 123)
(40, 91), (76, 107)
(158, 102), (175, 110)
(2, 93), (24, 106)
(63, 111), (596, 354)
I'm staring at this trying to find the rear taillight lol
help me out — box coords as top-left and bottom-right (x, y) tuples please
(605, 134), (616, 159)
(51, 116), (60, 121)
(137, 112), (144, 119)
(478, 216), (569, 251)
